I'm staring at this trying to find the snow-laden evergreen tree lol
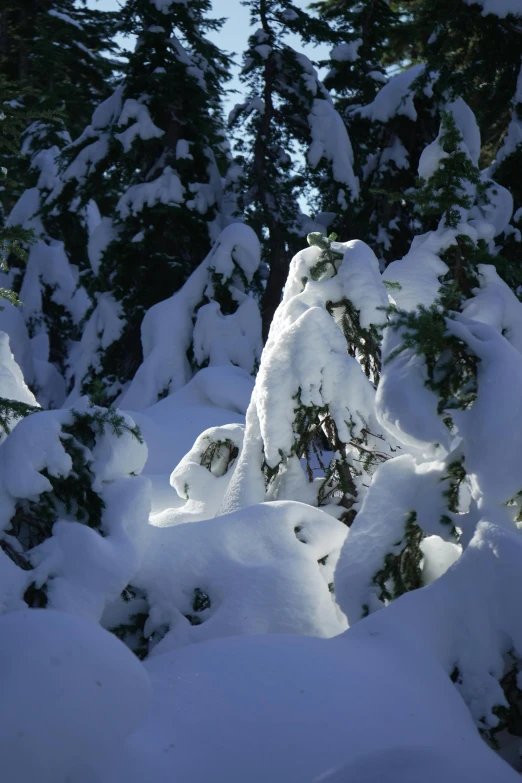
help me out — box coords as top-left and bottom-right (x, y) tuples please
(104, 497), (347, 659)
(0, 0), (118, 205)
(219, 229), (399, 524)
(334, 99), (522, 747)
(0, 78), (36, 276)
(114, 223), (262, 411)
(0, 0), (119, 397)
(0, 399), (149, 619)
(378, 0), (522, 276)
(47, 0), (233, 404)
(0, 78), (73, 408)
(6, 142), (91, 405)
(310, 0), (440, 268)
(229, 0), (359, 337)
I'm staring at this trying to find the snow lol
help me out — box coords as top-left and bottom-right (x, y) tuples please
(446, 316), (522, 511)
(376, 326), (453, 454)
(0, 401), (150, 620)
(254, 44), (272, 59)
(330, 40), (362, 62)
(382, 228), (451, 310)
(119, 223), (261, 410)
(421, 535), (461, 585)
(151, 0), (182, 12)
(116, 99), (164, 152)
(221, 238), (395, 515)
(339, 521), (522, 734)
(48, 9), (83, 29)
(448, 98), (481, 165)
(0, 300), (36, 386)
(67, 293), (125, 404)
(5, 13), (522, 781)
(117, 166), (185, 217)
(59, 135), (110, 187)
(379, 136), (409, 171)
(318, 746), (513, 783)
(0, 332), (38, 417)
(20, 239), (91, 327)
(88, 216), (116, 275)
(0, 609), (150, 783)
(470, 179), (513, 236)
(131, 366), (252, 476)
(358, 63), (425, 123)
(100, 538), (521, 782)
(308, 100), (360, 199)
(418, 138), (449, 180)
(165, 421), (245, 522)
(337, 240), (389, 328)
(92, 85), (124, 130)
(334, 454), (455, 621)
(254, 305), (376, 467)
(461, 264), (522, 352)
(418, 98), (480, 180)
(175, 138), (192, 159)
(3, 525), (521, 783)
(125, 500), (347, 655)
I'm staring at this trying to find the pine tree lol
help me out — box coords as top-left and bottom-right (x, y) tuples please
(0, 0), (119, 205)
(311, 0), (438, 267)
(0, 78), (37, 277)
(0, 1), (119, 391)
(384, 0), (522, 277)
(0, 401), (148, 618)
(229, 0), (359, 338)
(331, 100), (522, 746)
(336, 99), (522, 636)
(220, 230), (397, 523)
(116, 223), (262, 411)
(47, 0), (233, 404)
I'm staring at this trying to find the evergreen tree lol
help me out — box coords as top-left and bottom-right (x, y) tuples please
(312, 0), (438, 267)
(0, 401), (149, 618)
(0, 0), (119, 204)
(220, 231), (397, 524)
(382, 0), (522, 276)
(0, 77), (37, 277)
(230, 0), (359, 338)
(48, 0), (233, 404)
(116, 223), (262, 411)
(0, 1), (119, 391)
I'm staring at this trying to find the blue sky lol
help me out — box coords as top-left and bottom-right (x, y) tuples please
(90, 0), (330, 111)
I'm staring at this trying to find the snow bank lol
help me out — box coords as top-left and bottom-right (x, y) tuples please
(0, 609), (150, 783)
(102, 535), (519, 782)
(119, 500), (347, 654)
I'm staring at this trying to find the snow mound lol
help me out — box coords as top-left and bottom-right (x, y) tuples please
(102, 591), (517, 783)
(0, 609), (150, 783)
(125, 500), (347, 654)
